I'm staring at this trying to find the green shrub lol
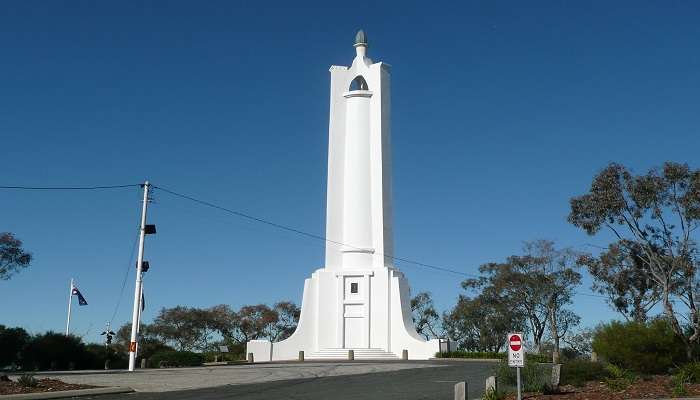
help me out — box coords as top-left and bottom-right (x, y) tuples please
(494, 360), (552, 392)
(84, 344), (128, 370)
(21, 332), (91, 371)
(437, 351), (549, 363)
(673, 362), (700, 383)
(17, 374), (38, 387)
(593, 319), (686, 374)
(148, 351), (203, 368)
(671, 370), (690, 397)
(603, 364), (637, 392)
(437, 351), (505, 359)
(0, 325), (30, 368)
(560, 360), (609, 387)
(526, 353), (551, 364)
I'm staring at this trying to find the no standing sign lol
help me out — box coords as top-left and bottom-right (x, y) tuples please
(507, 332), (524, 367)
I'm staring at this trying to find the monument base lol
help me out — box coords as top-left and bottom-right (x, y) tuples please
(246, 266), (443, 361)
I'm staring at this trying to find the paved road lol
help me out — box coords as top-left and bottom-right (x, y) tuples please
(80, 361), (495, 400)
(47, 362), (443, 392)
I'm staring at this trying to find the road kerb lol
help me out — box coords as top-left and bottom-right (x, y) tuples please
(1, 386), (134, 399)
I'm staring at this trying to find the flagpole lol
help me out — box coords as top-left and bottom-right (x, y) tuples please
(65, 278), (74, 335)
(129, 181), (149, 371)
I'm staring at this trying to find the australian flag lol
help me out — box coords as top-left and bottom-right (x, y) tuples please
(72, 286), (88, 306)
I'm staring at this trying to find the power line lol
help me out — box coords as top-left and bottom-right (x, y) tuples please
(152, 185), (609, 300)
(0, 184), (141, 190)
(154, 185), (480, 279)
(109, 222), (141, 326)
(0, 181), (608, 299)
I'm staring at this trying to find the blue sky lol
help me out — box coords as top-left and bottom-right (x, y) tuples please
(1, 1), (699, 344)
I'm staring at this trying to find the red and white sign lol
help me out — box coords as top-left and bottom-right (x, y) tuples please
(509, 334), (522, 351)
(507, 332), (524, 367)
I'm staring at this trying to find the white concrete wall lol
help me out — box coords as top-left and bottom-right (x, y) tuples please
(388, 270), (441, 359)
(325, 49), (393, 272)
(246, 340), (271, 362)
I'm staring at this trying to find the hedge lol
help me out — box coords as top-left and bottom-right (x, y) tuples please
(148, 351), (204, 368)
(435, 351), (550, 363)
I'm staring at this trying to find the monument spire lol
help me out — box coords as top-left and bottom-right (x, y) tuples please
(354, 29), (368, 58)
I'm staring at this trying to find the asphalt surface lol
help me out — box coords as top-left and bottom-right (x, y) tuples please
(82, 361), (495, 400)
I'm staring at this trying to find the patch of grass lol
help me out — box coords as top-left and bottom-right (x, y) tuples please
(17, 374), (38, 388)
(674, 362), (700, 383)
(671, 371), (690, 397)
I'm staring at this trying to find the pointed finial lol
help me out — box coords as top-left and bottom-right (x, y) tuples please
(354, 29), (368, 47)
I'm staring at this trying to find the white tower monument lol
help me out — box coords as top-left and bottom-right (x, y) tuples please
(247, 31), (441, 360)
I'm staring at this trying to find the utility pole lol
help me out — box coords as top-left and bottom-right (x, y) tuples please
(135, 282), (144, 358)
(128, 181), (150, 371)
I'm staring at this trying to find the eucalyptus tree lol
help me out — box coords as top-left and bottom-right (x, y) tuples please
(569, 162), (700, 359)
(411, 292), (442, 340)
(465, 240), (582, 362)
(443, 291), (525, 352)
(0, 232), (32, 280)
(578, 244), (659, 322)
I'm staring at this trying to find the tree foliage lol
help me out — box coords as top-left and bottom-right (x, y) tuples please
(593, 319), (688, 374)
(0, 325), (30, 367)
(115, 322), (172, 359)
(443, 292), (524, 352)
(463, 240), (582, 361)
(0, 232), (32, 280)
(21, 332), (86, 370)
(411, 291), (441, 340)
(578, 244), (659, 322)
(118, 301), (301, 354)
(569, 162), (700, 358)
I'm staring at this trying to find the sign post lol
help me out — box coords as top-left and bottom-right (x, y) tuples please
(507, 332), (524, 400)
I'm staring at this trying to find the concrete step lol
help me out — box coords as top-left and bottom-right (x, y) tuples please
(306, 348), (399, 360)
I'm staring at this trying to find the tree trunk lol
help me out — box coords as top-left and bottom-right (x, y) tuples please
(686, 342), (694, 362)
(549, 305), (560, 364)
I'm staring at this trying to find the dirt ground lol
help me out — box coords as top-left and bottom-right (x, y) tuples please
(0, 376), (96, 395)
(507, 375), (700, 399)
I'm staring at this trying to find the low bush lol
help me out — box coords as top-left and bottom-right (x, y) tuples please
(0, 325), (30, 368)
(21, 332), (89, 371)
(603, 364), (637, 392)
(84, 344), (128, 370)
(527, 353), (551, 364)
(17, 374), (38, 387)
(494, 360), (552, 392)
(560, 360), (609, 387)
(592, 319), (686, 374)
(671, 370), (690, 397)
(673, 362), (700, 384)
(148, 351), (203, 368)
(437, 351), (550, 363)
